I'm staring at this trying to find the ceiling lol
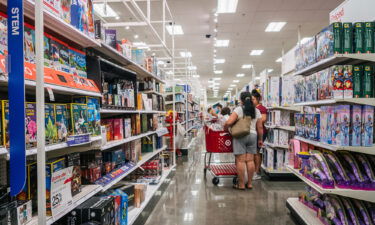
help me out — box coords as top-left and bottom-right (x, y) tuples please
(96, 0), (344, 98)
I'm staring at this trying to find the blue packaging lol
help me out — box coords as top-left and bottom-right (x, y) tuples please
(113, 190), (129, 225)
(326, 106), (334, 144)
(331, 106), (340, 145)
(71, 0), (85, 32)
(351, 105), (362, 146)
(339, 105), (350, 146)
(362, 105), (374, 147)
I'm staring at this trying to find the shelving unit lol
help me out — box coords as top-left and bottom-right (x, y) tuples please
(294, 98), (375, 107)
(267, 106), (301, 112)
(265, 125), (295, 132)
(286, 198), (323, 225)
(100, 109), (166, 114)
(264, 141), (289, 149)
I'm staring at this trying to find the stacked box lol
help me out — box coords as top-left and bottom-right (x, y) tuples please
(364, 22), (375, 53)
(316, 23), (342, 61)
(343, 65), (353, 99)
(45, 104), (57, 144)
(354, 22), (365, 53)
(305, 73), (318, 102)
(320, 107), (328, 143)
(362, 105), (374, 147)
(363, 65), (374, 98)
(276, 150), (285, 171)
(82, 196), (115, 225)
(72, 96), (101, 136)
(331, 65), (344, 99)
(113, 118), (124, 140)
(24, 24), (36, 64)
(326, 106), (334, 144)
(331, 107), (340, 145)
(278, 130), (289, 146)
(69, 103), (89, 135)
(343, 22), (353, 54)
(0, 13), (7, 58)
(46, 157), (66, 216)
(318, 68), (333, 100)
(25, 103), (37, 148)
(69, 48), (87, 78)
(80, 151), (102, 184)
(124, 118), (131, 139)
(353, 65), (363, 98)
(338, 105), (350, 146)
(66, 152), (82, 196)
(351, 105), (362, 146)
(55, 104), (69, 143)
(17, 162), (37, 209)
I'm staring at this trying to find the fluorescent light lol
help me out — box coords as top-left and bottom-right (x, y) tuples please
(125, 26), (130, 30)
(228, 88), (233, 90)
(255, 77), (261, 80)
(214, 49), (217, 53)
(166, 71), (173, 75)
(268, 69), (273, 73)
(93, 3), (118, 17)
(133, 42), (147, 47)
(213, 87), (219, 90)
(276, 57), (282, 62)
(214, 59), (225, 64)
(236, 73), (245, 77)
(188, 66), (197, 70)
(215, 40), (229, 47)
(115, 16), (120, 20)
(166, 25), (184, 35)
(180, 51), (192, 58)
(157, 61), (165, 65)
(230, 84), (236, 87)
(233, 80), (239, 83)
(250, 50), (263, 56)
(242, 64), (253, 69)
(300, 37), (313, 45)
(193, 75), (200, 78)
(214, 70), (223, 74)
(214, 28), (218, 33)
(213, 77), (222, 81)
(217, 0), (238, 13)
(214, 18), (218, 23)
(265, 22), (287, 32)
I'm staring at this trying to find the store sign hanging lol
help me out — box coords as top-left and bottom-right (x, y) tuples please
(7, 0), (26, 196)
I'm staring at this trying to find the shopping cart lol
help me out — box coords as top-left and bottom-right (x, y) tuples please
(204, 126), (237, 185)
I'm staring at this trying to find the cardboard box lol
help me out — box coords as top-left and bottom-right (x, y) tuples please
(17, 162), (37, 207)
(45, 103), (57, 144)
(331, 65), (344, 99)
(363, 65), (374, 98)
(338, 105), (350, 146)
(343, 22), (353, 54)
(72, 97), (101, 136)
(68, 103), (89, 135)
(69, 48), (87, 78)
(105, 29), (117, 49)
(16, 200), (32, 225)
(25, 103), (37, 148)
(362, 105), (374, 147)
(46, 157), (66, 216)
(66, 152), (82, 196)
(113, 118), (124, 140)
(24, 24), (36, 64)
(351, 105), (362, 146)
(353, 65), (363, 98)
(55, 104), (69, 143)
(343, 65), (353, 99)
(364, 22), (375, 53)
(134, 184), (147, 208)
(354, 22), (365, 53)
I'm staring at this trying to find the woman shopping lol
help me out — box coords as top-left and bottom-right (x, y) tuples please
(224, 92), (263, 190)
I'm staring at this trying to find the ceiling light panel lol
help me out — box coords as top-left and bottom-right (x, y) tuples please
(236, 73), (245, 77)
(93, 3), (118, 17)
(265, 22), (287, 32)
(166, 25), (184, 35)
(214, 70), (223, 74)
(228, 88), (233, 90)
(188, 66), (197, 70)
(215, 40), (229, 47)
(241, 64), (253, 69)
(230, 84), (236, 87)
(217, 0), (238, 13)
(214, 59), (225, 64)
(276, 57), (282, 62)
(192, 75), (200, 78)
(233, 80), (239, 83)
(213, 77), (222, 81)
(180, 51), (192, 58)
(250, 50), (264, 55)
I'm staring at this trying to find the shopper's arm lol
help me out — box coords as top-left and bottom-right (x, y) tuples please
(224, 112), (238, 130)
(256, 119), (264, 147)
(261, 114), (267, 124)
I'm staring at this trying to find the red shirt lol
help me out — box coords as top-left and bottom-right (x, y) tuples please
(256, 104), (267, 135)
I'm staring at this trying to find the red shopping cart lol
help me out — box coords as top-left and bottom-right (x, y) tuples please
(204, 126), (237, 185)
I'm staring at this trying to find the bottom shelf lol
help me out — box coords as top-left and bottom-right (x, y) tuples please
(261, 165), (292, 174)
(286, 198), (323, 225)
(128, 164), (176, 225)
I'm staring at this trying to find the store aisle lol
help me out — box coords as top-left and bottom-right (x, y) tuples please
(139, 136), (305, 225)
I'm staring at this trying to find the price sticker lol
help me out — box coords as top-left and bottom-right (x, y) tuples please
(51, 167), (73, 219)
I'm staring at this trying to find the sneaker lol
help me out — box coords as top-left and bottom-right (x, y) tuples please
(253, 174), (262, 180)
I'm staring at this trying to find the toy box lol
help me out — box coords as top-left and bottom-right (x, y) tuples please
(60, 0), (71, 23)
(331, 106), (340, 145)
(305, 73), (318, 102)
(343, 65), (353, 99)
(112, 190), (129, 225)
(83, 196), (115, 225)
(55, 104), (69, 143)
(318, 67), (333, 100)
(363, 65), (374, 98)
(65, 152), (82, 196)
(326, 106), (334, 144)
(338, 105), (350, 146)
(1, 100), (8, 147)
(49, 37), (61, 70)
(351, 105), (362, 146)
(69, 103), (89, 135)
(364, 22), (375, 53)
(80, 150), (102, 184)
(276, 149), (285, 171)
(266, 148), (274, 171)
(58, 40), (71, 73)
(113, 118), (124, 140)
(269, 77), (280, 107)
(44, 0), (60, 16)
(46, 157), (66, 216)
(71, 0), (87, 34)
(354, 22), (365, 53)
(295, 45), (304, 71)
(16, 200), (32, 225)
(304, 37), (317, 68)
(331, 65), (344, 99)
(0, 13), (7, 58)
(69, 48), (87, 78)
(332, 22), (343, 54)
(362, 105), (374, 147)
(73, 96), (101, 135)
(132, 49), (146, 67)
(102, 119), (114, 141)
(24, 24), (36, 64)
(105, 29), (117, 49)
(45, 104), (57, 144)
(316, 23), (341, 61)
(320, 107), (327, 143)
(25, 103), (37, 148)
(343, 22), (353, 54)
(278, 130), (289, 146)
(86, 0), (95, 38)
(43, 34), (53, 68)
(294, 76), (305, 103)
(17, 162), (37, 208)
(353, 65), (363, 98)
(124, 118), (131, 139)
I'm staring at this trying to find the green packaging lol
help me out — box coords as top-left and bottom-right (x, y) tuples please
(69, 103), (89, 135)
(333, 22), (343, 54)
(72, 96), (101, 136)
(45, 103), (57, 144)
(353, 65), (363, 98)
(363, 65), (374, 98)
(343, 23), (353, 54)
(364, 22), (375, 53)
(354, 22), (365, 53)
(55, 104), (69, 142)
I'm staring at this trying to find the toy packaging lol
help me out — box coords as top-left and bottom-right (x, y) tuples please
(16, 200), (32, 225)
(69, 48), (87, 78)
(45, 104), (57, 145)
(86, 0), (95, 38)
(331, 65), (344, 99)
(320, 107), (327, 143)
(0, 13), (7, 58)
(338, 105), (350, 146)
(49, 37), (61, 70)
(364, 22), (375, 53)
(44, 0), (61, 16)
(83, 196), (115, 225)
(304, 37), (317, 68)
(105, 29), (117, 49)
(305, 73), (318, 102)
(25, 102), (37, 148)
(17, 162), (37, 208)
(66, 152), (82, 196)
(44, 34), (53, 68)
(69, 103), (89, 135)
(331, 106), (340, 145)
(326, 106), (334, 144)
(94, 19), (104, 40)
(60, 0), (71, 23)
(316, 23), (342, 61)
(24, 24), (36, 64)
(353, 65), (363, 98)
(1, 100), (9, 147)
(319, 67), (333, 100)
(354, 22), (365, 53)
(343, 22), (353, 54)
(80, 151), (102, 184)
(132, 49), (146, 67)
(58, 40), (71, 73)
(112, 190), (129, 225)
(343, 65), (353, 99)
(124, 118), (131, 139)
(362, 105), (374, 147)
(46, 157), (66, 216)
(351, 105), (362, 146)
(55, 104), (69, 143)
(113, 118), (124, 140)
(73, 96), (101, 135)
(363, 65), (374, 98)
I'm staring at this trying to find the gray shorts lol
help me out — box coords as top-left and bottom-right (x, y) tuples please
(233, 133), (257, 155)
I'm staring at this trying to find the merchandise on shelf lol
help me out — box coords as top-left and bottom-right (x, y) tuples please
(55, 104), (69, 143)
(105, 29), (117, 49)
(102, 79), (136, 110)
(363, 65), (374, 98)
(262, 147), (289, 172)
(281, 75), (295, 106)
(68, 103), (89, 135)
(316, 23), (343, 61)
(46, 157), (66, 216)
(343, 22), (353, 54)
(295, 37), (317, 71)
(65, 152), (82, 196)
(80, 150), (103, 184)
(295, 113), (320, 141)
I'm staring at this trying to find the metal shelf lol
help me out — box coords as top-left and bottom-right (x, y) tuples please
(100, 109), (166, 114)
(287, 165), (375, 202)
(140, 90), (164, 96)
(165, 100), (185, 105)
(286, 198), (323, 225)
(128, 165), (175, 225)
(295, 54), (375, 76)
(294, 136), (375, 155)
(264, 141), (289, 149)
(267, 106), (301, 112)
(101, 131), (160, 150)
(293, 98), (375, 107)
(265, 125), (295, 132)
(261, 165), (292, 174)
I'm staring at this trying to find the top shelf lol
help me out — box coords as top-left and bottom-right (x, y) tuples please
(267, 106), (301, 112)
(295, 54), (375, 76)
(294, 98), (375, 107)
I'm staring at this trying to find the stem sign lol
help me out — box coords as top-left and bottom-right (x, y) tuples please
(7, 0), (26, 196)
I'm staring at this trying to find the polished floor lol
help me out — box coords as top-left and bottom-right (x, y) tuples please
(142, 134), (305, 225)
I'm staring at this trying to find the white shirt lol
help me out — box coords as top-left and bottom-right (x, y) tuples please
(233, 107), (261, 134)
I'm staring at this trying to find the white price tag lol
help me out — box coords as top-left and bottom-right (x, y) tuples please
(46, 87), (55, 102)
(51, 167), (73, 220)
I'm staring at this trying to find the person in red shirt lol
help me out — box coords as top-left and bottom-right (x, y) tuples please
(251, 89), (267, 180)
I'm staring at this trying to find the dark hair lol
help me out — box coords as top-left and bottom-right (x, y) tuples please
(221, 107), (231, 116)
(251, 89), (261, 101)
(216, 104), (223, 109)
(207, 107), (212, 113)
(240, 92), (256, 118)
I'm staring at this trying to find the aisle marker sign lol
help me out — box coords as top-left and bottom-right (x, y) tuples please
(7, 0), (26, 196)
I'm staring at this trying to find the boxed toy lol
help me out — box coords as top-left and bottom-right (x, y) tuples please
(351, 105), (362, 146)
(331, 65), (344, 99)
(124, 118), (131, 138)
(362, 105), (374, 147)
(343, 65), (353, 99)
(60, 0), (71, 23)
(316, 23), (339, 61)
(276, 149), (285, 171)
(55, 104), (69, 143)
(343, 22), (353, 54)
(269, 77), (280, 107)
(65, 152), (82, 196)
(318, 67), (333, 100)
(49, 36), (60, 69)
(45, 104), (57, 144)
(46, 157), (66, 216)
(94, 19), (104, 40)
(132, 49), (146, 67)
(332, 22), (343, 54)
(295, 45), (304, 71)
(44, 0), (60, 16)
(71, 0), (87, 33)
(278, 130), (289, 146)
(320, 107), (328, 143)
(24, 24), (36, 64)
(80, 151), (102, 184)
(304, 37), (317, 67)
(58, 40), (71, 73)
(294, 76), (305, 103)
(0, 13), (7, 58)
(68, 103), (89, 135)
(305, 73), (318, 102)
(338, 105), (350, 146)
(73, 96), (101, 136)
(17, 162), (37, 208)
(69, 48), (87, 78)
(105, 29), (117, 49)
(353, 65), (363, 98)
(266, 148), (274, 171)
(112, 190), (129, 225)
(354, 22), (365, 53)
(363, 65), (374, 98)
(364, 22), (375, 53)
(331, 106), (340, 145)
(102, 119), (114, 141)
(86, 0), (95, 38)
(326, 106), (334, 144)
(16, 201), (32, 225)
(25, 102), (37, 148)
(44, 34), (53, 68)
(79, 196), (115, 225)
(113, 118), (124, 140)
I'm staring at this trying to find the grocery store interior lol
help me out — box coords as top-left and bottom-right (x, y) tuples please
(0, 0), (375, 224)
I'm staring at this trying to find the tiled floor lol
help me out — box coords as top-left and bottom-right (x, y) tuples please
(141, 134), (305, 225)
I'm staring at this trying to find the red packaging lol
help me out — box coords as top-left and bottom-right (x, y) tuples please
(113, 118), (124, 140)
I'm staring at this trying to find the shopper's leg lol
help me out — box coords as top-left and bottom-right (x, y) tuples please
(235, 154), (246, 189)
(254, 152), (261, 174)
(245, 153), (255, 188)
